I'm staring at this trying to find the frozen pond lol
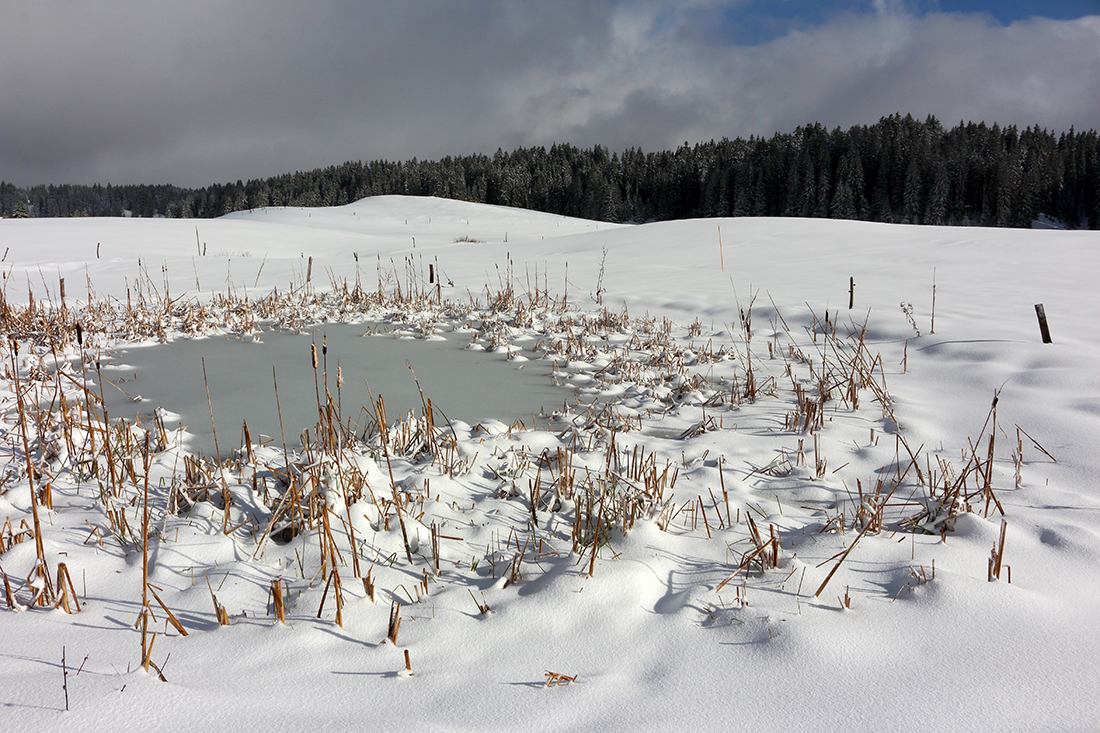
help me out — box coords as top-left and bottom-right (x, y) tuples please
(98, 323), (576, 456)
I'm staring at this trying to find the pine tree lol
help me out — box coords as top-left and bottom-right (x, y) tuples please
(925, 163), (948, 226)
(902, 158), (923, 224)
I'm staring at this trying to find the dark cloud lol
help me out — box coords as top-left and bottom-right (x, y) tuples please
(1, 1), (1097, 187)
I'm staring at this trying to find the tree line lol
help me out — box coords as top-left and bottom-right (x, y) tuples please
(3, 114), (1098, 228)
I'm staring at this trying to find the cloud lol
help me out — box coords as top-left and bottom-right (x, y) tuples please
(1, 1), (1097, 187)
(496, 6), (1100, 146)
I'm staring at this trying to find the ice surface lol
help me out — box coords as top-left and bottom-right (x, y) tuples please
(100, 323), (573, 457)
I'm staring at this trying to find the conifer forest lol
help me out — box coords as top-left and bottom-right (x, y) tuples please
(3, 115), (1098, 228)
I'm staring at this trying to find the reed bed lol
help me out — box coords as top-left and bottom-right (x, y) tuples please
(0, 257), (1033, 679)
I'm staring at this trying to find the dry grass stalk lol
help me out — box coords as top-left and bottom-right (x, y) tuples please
(717, 516), (783, 590)
(2, 517), (32, 552)
(363, 568), (375, 603)
(387, 600), (402, 644)
(142, 641), (168, 682)
(377, 397), (414, 566)
(587, 490), (605, 578)
(697, 496), (712, 539)
(200, 356), (233, 533)
(2, 567), (15, 609)
(982, 394), (999, 515)
(814, 433), (827, 478)
(1016, 424), (1056, 463)
(332, 569), (345, 627)
(271, 578), (286, 624)
(315, 509), (345, 626)
(902, 412), (1008, 532)
(1013, 427), (1023, 489)
(147, 585), (188, 635)
(544, 671), (577, 687)
(989, 519), (1008, 582)
(205, 572), (231, 626)
(503, 542), (527, 589)
(430, 522), (441, 576)
(814, 520), (875, 598)
(54, 563), (81, 614)
(242, 420), (254, 465)
(251, 473), (300, 560)
(468, 589), (491, 615)
(930, 267), (936, 334)
(62, 646), (69, 711)
(141, 434), (151, 668)
(212, 597), (231, 626)
(9, 341), (55, 607)
(140, 630), (157, 672)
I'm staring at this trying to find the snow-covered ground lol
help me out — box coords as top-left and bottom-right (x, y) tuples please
(2, 197), (1099, 732)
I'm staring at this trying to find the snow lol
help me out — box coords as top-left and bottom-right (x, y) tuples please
(2, 196), (1099, 731)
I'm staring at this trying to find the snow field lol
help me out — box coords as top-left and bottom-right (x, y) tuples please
(1, 197), (1099, 731)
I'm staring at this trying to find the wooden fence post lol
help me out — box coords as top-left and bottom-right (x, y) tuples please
(1034, 304), (1052, 344)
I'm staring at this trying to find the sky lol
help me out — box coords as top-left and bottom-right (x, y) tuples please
(2, 0), (1098, 188)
